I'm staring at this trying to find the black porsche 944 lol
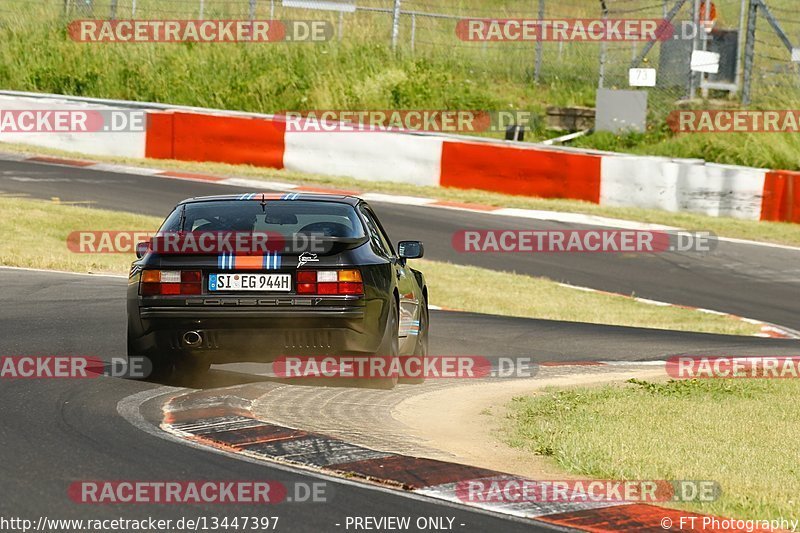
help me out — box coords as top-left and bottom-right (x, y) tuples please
(127, 193), (428, 388)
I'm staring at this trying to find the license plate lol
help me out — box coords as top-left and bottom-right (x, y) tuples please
(209, 273), (291, 292)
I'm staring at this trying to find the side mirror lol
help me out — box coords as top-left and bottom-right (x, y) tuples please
(135, 240), (151, 259)
(398, 241), (424, 260)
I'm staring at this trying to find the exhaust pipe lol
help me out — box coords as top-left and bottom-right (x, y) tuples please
(182, 331), (203, 347)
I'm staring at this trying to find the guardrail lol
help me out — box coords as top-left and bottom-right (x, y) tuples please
(1, 90), (797, 223)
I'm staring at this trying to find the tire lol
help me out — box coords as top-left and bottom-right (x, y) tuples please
(127, 325), (173, 382)
(364, 301), (399, 390)
(400, 303), (428, 385)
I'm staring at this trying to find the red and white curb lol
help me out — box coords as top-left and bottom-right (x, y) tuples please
(159, 388), (783, 532)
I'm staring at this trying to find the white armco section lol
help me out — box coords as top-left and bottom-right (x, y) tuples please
(600, 154), (767, 220)
(283, 130), (443, 187)
(0, 95), (146, 158)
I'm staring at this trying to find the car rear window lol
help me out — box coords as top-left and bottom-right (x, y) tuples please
(159, 200), (365, 238)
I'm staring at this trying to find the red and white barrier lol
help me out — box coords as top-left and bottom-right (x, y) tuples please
(284, 129), (443, 187)
(600, 155), (768, 220)
(2, 92), (799, 224)
(0, 95), (146, 158)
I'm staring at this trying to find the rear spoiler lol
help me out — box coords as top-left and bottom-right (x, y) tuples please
(140, 233), (368, 257)
(316, 236), (369, 255)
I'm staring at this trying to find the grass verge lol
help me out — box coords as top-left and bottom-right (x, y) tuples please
(502, 379), (800, 521)
(3, 141), (800, 248)
(417, 259), (759, 335)
(0, 196), (760, 335)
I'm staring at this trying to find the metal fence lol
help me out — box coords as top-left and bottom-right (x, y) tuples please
(9, 0), (800, 126)
(744, 0), (800, 105)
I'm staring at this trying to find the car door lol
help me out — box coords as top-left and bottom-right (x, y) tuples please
(359, 205), (420, 353)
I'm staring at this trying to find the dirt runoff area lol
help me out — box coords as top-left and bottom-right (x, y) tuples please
(392, 365), (665, 479)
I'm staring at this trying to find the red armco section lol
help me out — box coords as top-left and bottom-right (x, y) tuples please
(761, 170), (800, 224)
(145, 111), (285, 168)
(161, 389), (785, 531)
(440, 140), (602, 203)
(143, 112), (174, 160)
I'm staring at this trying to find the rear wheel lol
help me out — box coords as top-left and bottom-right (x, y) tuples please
(364, 301), (399, 390)
(400, 303), (428, 384)
(127, 325), (173, 382)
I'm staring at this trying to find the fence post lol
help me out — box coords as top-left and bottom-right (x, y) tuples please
(391, 0), (402, 51)
(687, 0), (700, 99)
(699, 0), (712, 97)
(110, 0), (117, 19)
(250, 0), (257, 21)
(598, 0), (609, 89)
(742, 0), (758, 105)
(735, 0), (747, 94)
(410, 13), (417, 53)
(199, 0), (204, 20)
(534, 0), (545, 83)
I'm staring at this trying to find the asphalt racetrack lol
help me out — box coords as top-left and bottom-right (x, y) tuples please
(2, 156), (798, 329)
(2, 156), (800, 530)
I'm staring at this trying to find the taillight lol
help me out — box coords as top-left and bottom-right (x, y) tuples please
(296, 270), (363, 295)
(140, 270), (202, 296)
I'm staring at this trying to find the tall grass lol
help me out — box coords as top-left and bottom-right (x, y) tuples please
(0, 0), (799, 169)
(1, 4), (586, 112)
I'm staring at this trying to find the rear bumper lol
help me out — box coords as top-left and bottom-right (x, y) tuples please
(139, 306), (364, 319)
(130, 297), (385, 362)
